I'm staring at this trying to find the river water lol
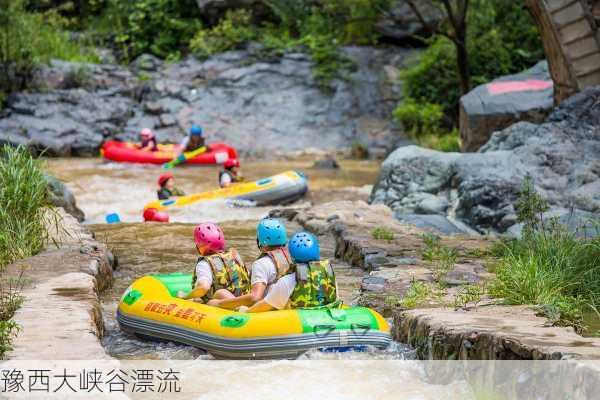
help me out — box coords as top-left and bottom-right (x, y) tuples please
(43, 157), (487, 398)
(46, 157), (411, 358)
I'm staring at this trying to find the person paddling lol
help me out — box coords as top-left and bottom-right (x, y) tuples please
(178, 223), (251, 303)
(219, 158), (243, 188)
(139, 128), (158, 152)
(157, 173), (184, 200)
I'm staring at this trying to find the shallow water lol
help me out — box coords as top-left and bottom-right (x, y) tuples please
(93, 220), (414, 360)
(45, 157), (379, 223)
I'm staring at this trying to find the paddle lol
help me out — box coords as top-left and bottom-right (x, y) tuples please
(162, 146), (207, 170)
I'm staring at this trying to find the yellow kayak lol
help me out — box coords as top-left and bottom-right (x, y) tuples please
(144, 170), (308, 211)
(117, 273), (391, 359)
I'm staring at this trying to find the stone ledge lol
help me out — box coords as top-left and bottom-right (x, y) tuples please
(7, 208), (115, 360)
(394, 306), (600, 360)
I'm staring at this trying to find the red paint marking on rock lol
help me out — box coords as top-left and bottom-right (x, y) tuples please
(487, 79), (553, 95)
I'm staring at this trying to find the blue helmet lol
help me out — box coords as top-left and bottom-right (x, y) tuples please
(257, 218), (287, 247)
(289, 231), (320, 263)
(190, 125), (203, 136)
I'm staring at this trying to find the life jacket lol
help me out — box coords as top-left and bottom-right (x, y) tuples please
(289, 259), (339, 309)
(192, 248), (251, 301)
(219, 170), (242, 186)
(184, 136), (205, 152)
(141, 137), (158, 151)
(157, 187), (173, 200)
(259, 247), (295, 280)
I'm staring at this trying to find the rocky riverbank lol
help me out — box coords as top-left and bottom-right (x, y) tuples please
(370, 86), (600, 235)
(0, 45), (410, 158)
(6, 208), (114, 359)
(272, 200), (600, 361)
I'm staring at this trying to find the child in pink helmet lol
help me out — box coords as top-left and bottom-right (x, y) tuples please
(139, 128), (158, 152)
(178, 222), (250, 303)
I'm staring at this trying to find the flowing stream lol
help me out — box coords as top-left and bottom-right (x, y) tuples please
(41, 157), (491, 398)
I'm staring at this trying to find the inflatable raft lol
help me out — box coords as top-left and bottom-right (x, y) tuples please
(117, 273), (391, 359)
(144, 170), (308, 211)
(101, 141), (238, 165)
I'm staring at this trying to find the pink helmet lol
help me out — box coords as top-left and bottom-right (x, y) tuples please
(194, 222), (225, 255)
(141, 128), (154, 138)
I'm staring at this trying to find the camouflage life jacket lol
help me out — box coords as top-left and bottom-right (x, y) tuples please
(289, 259), (338, 308)
(192, 248), (251, 300)
(259, 247), (295, 280)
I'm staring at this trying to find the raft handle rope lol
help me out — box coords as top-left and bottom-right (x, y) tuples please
(313, 324), (336, 338)
(350, 323), (371, 335)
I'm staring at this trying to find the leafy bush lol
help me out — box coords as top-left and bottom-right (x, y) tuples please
(401, 280), (437, 309)
(372, 227), (394, 241)
(101, 0), (201, 60)
(489, 180), (600, 331)
(0, 145), (49, 268)
(190, 10), (258, 58)
(0, 0), (98, 106)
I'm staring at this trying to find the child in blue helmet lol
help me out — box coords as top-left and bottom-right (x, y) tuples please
(207, 218), (297, 311)
(175, 124), (208, 158)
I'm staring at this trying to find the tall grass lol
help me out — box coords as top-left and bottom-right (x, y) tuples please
(490, 178), (600, 330)
(0, 145), (49, 268)
(0, 145), (50, 358)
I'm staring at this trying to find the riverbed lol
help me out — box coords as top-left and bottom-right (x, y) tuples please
(46, 157), (413, 360)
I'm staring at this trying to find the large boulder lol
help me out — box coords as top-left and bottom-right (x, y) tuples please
(45, 175), (85, 222)
(459, 61), (554, 152)
(0, 46), (410, 157)
(371, 86), (600, 234)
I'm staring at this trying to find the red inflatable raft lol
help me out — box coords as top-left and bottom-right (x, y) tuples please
(101, 141), (238, 165)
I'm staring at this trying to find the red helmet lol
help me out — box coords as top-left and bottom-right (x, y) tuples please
(157, 173), (173, 187)
(224, 158), (240, 169)
(141, 128), (154, 138)
(194, 222), (225, 256)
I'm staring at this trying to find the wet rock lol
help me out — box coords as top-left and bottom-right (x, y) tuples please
(0, 46), (410, 157)
(372, 86), (600, 233)
(312, 155), (340, 169)
(460, 61), (554, 152)
(0, 89), (134, 156)
(361, 276), (387, 293)
(370, 146), (460, 212)
(415, 195), (449, 215)
(395, 213), (467, 235)
(131, 53), (163, 72)
(394, 306), (600, 360)
(443, 262), (490, 286)
(45, 175), (85, 222)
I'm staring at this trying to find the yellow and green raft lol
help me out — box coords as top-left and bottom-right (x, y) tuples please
(143, 170), (308, 211)
(117, 273), (391, 359)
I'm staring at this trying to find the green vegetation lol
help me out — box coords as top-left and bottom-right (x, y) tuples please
(0, 145), (50, 358)
(421, 233), (458, 283)
(190, 10), (257, 58)
(401, 280), (436, 309)
(0, 0), (98, 107)
(489, 178), (600, 331)
(372, 227), (395, 242)
(395, 0), (543, 151)
(99, 0), (202, 60)
(454, 283), (485, 310)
